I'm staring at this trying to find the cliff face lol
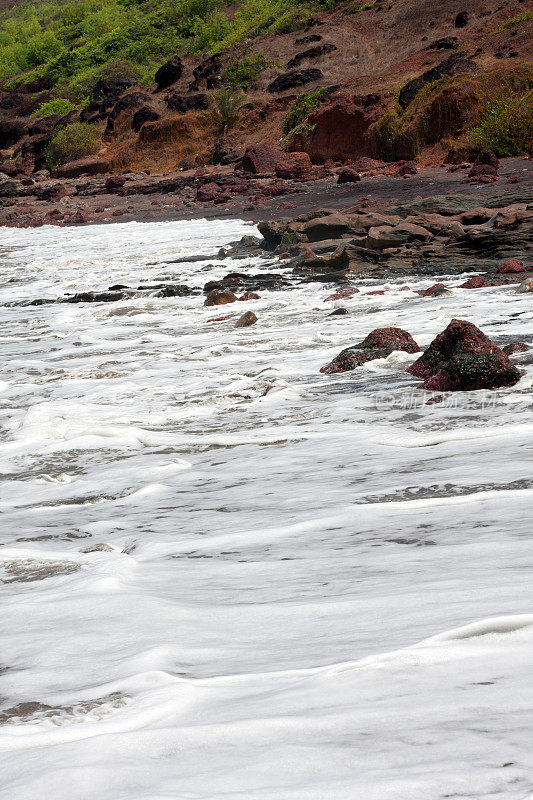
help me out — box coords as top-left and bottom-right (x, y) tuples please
(0, 0), (531, 176)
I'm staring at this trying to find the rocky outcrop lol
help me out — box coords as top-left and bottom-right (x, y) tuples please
(166, 92), (207, 113)
(407, 319), (521, 391)
(275, 152), (312, 179)
(154, 56), (184, 89)
(288, 43), (337, 69)
(290, 94), (384, 162)
(56, 158), (111, 178)
(267, 68), (323, 93)
(320, 328), (419, 374)
(399, 54), (478, 110)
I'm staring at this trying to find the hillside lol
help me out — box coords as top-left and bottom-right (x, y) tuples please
(0, 0), (531, 176)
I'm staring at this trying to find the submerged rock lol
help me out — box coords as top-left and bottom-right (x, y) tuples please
(502, 342), (529, 355)
(320, 327), (419, 374)
(407, 319), (521, 391)
(204, 289), (238, 306)
(235, 311), (258, 328)
(517, 277), (533, 293)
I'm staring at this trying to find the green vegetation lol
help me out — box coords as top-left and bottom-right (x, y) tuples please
(491, 10), (532, 34)
(347, 2), (374, 13)
(35, 98), (77, 116)
(468, 93), (533, 156)
(0, 0), (340, 98)
(369, 68), (533, 160)
(209, 86), (249, 136)
(45, 122), (102, 168)
(282, 87), (328, 138)
(222, 53), (274, 89)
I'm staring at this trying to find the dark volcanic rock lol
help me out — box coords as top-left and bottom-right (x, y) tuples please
(502, 342), (529, 355)
(267, 68), (323, 93)
(56, 158), (110, 178)
(288, 43), (337, 69)
(455, 11), (469, 27)
(155, 56), (184, 89)
(166, 92), (207, 113)
(320, 328), (419, 374)
(193, 54), (222, 88)
(399, 55), (478, 110)
(0, 115), (28, 148)
(406, 319), (521, 391)
(132, 106), (160, 131)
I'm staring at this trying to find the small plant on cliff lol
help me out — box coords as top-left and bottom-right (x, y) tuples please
(467, 93), (533, 156)
(35, 98), (77, 117)
(282, 88), (328, 138)
(45, 122), (102, 169)
(491, 10), (533, 34)
(209, 87), (249, 136)
(222, 53), (274, 89)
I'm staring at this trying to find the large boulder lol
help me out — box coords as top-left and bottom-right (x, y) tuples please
(406, 319), (521, 391)
(268, 68), (323, 93)
(366, 222), (432, 249)
(166, 92), (207, 113)
(154, 56), (184, 89)
(56, 157), (110, 178)
(204, 289), (237, 306)
(517, 277), (533, 293)
(337, 166), (361, 184)
(275, 151), (312, 179)
(240, 143), (283, 174)
(320, 328), (419, 374)
(192, 54), (222, 89)
(301, 212), (359, 241)
(132, 106), (160, 131)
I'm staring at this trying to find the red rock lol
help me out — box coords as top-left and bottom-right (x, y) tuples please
(365, 290), (385, 295)
(235, 311), (258, 328)
(406, 319), (521, 391)
(105, 175), (126, 191)
(460, 276), (486, 288)
(467, 163), (498, 180)
(238, 292), (261, 301)
(497, 259), (525, 274)
(337, 166), (361, 184)
(240, 144), (283, 174)
(474, 148), (499, 170)
(204, 289), (238, 307)
(502, 342), (528, 355)
(324, 287), (359, 301)
(423, 283), (448, 296)
(397, 161), (417, 176)
(320, 327), (419, 374)
(56, 157), (110, 178)
(208, 313), (240, 322)
(275, 152), (312, 179)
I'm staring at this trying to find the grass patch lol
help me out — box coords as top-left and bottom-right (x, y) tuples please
(467, 93), (533, 156)
(34, 98), (77, 116)
(222, 53), (274, 89)
(491, 11), (532, 34)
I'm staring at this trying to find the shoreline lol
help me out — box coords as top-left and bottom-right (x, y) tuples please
(1, 158), (531, 231)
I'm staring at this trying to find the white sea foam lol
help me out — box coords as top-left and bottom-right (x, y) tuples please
(0, 218), (532, 799)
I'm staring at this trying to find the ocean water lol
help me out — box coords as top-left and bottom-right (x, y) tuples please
(0, 218), (532, 800)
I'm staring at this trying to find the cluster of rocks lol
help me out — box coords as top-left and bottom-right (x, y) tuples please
(258, 187), (533, 278)
(321, 320), (524, 392)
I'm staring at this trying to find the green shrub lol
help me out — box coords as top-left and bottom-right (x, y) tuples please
(492, 11), (532, 34)
(468, 93), (533, 156)
(45, 122), (102, 168)
(35, 98), (77, 116)
(209, 86), (249, 136)
(347, 2), (374, 13)
(222, 53), (273, 89)
(282, 88), (328, 137)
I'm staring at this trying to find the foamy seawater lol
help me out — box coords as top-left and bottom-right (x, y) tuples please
(0, 218), (532, 799)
